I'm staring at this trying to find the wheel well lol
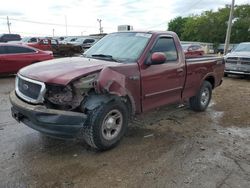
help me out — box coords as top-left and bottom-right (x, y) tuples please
(121, 96), (134, 116)
(205, 76), (215, 89)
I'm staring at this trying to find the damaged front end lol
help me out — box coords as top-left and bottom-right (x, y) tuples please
(44, 73), (98, 111)
(10, 73), (99, 139)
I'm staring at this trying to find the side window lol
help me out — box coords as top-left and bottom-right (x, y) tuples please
(193, 46), (199, 50)
(42, 40), (49, 44)
(0, 46), (7, 54)
(6, 46), (36, 54)
(189, 46), (194, 51)
(30, 38), (37, 43)
(51, 39), (58, 45)
(83, 39), (95, 44)
(151, 37), (178, 62)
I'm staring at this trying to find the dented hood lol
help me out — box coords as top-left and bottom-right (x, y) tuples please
(19, 57), (120, 85)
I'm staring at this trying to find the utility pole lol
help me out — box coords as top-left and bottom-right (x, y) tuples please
(65, 16), (68, 36)
(7, 16), (11, 34)
(52, 28), (55, 37)
(224, 0), (235, 55)
(97, 19), (103, 34)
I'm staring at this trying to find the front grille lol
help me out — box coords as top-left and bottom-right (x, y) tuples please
(18, 77), (41, 99)
(241, 58), (250, 65)
(16, 75), (46, 104)
(225, 57), (250, 65)
(226, 57), (237, 64)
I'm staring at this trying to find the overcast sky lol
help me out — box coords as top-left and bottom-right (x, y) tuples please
(0, 0), (249, 37)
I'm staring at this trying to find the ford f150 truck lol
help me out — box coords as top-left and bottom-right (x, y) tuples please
(10, 31), (225, 150)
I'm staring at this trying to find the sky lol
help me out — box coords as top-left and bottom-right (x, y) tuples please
(0, 0), (249, 37)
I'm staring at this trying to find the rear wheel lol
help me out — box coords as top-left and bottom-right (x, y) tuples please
(82, 99), (128, 151)
(189, 81), (212, 111)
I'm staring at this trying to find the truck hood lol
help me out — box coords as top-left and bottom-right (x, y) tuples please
(225, 51), (250, 58)
(19, 57), (120, 85)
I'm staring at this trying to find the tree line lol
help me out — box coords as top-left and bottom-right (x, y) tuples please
(168, 4), (250, 46)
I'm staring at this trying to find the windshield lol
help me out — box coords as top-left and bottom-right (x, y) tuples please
(84, 32), (152, 62)
(233, 43), (250, 52)
(182, 44), (190, 50)
(63, 37), (76, 42)
(74, 38), (87, 43)
(21, 37), (31, 42)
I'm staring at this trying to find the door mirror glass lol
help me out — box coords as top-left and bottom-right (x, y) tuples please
(150, 52), (166, 65)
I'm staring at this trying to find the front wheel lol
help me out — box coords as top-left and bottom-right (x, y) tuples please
(189, 81), (212, 111)
(82, 100), (129, 151)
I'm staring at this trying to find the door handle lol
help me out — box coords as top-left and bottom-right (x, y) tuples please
(129, 75), (140, 80)
(177, 68), (184, 73)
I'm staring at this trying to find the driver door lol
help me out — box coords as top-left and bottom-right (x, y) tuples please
(140, 36), (185, 111)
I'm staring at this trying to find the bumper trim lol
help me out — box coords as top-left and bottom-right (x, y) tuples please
(225, 70), (250, 75)
(10, 91), (87, 139)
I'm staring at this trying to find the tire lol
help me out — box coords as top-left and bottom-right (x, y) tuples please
(224, 73), (228, 77)
(82, 99), (129, 151)
(189, 81), (212, 112)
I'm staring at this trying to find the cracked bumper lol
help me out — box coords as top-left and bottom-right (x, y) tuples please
(10, 91), (87, 139)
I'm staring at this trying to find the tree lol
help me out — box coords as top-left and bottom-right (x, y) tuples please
(168, 4), (250, 44)
(168, 17), (188, 40)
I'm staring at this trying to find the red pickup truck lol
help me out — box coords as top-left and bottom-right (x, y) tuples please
(10, 31), (224, 150)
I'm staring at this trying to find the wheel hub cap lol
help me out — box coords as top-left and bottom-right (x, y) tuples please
(201, 88), (209, 106)
(102, 109), (123, 140)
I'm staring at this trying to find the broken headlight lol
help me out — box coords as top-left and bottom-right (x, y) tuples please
(44, 74), (98, 110)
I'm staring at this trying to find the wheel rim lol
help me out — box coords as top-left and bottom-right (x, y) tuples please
(201, 87), (210, 106)
(101, 109), (123, 140)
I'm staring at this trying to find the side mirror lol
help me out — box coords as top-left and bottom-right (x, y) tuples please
(150, 52), (166, 65)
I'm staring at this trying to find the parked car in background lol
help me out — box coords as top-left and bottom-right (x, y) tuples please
(0, 34), (21, 43)
(53, 36), (66, 42)
(8, 37), (40, 44)
(27, 38), (58, 51)
(60, 36), (78, 44)
(182, 44), (205, 58)
(0, 43), (53, 75)
(69, 37), (98, 51)
(224, 42), (250, 77)
(24, 38), (83, 56)
(216, 44), (237, 54)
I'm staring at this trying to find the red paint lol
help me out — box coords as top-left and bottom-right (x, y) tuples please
(183, 44), (205, 58)
(27, 39), (55, 51)
(151, 52), (166, 64)
(0, 43), (53, 75)
(18, 31), (224, 113)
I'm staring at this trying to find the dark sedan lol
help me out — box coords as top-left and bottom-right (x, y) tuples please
(0, 43), (53, 75)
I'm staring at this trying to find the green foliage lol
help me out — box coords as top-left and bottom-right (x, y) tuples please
(168, 17), (188, 40)
(167, 4), (250, 43)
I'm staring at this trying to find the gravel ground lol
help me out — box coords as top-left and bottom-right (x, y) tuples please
(0, 75), (249, 188)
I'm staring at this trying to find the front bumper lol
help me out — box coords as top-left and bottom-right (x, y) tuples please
(224, 70), (250, 75)
(225, 63), (250, 75)
(10, 91), (87, 139)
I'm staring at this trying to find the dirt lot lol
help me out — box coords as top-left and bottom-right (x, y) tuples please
(0, 76), (249, 188)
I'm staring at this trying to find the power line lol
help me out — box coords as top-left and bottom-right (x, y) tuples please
(0, 17), (97, 28)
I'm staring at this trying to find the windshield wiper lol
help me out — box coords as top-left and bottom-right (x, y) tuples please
(91, 54), (119, 62)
